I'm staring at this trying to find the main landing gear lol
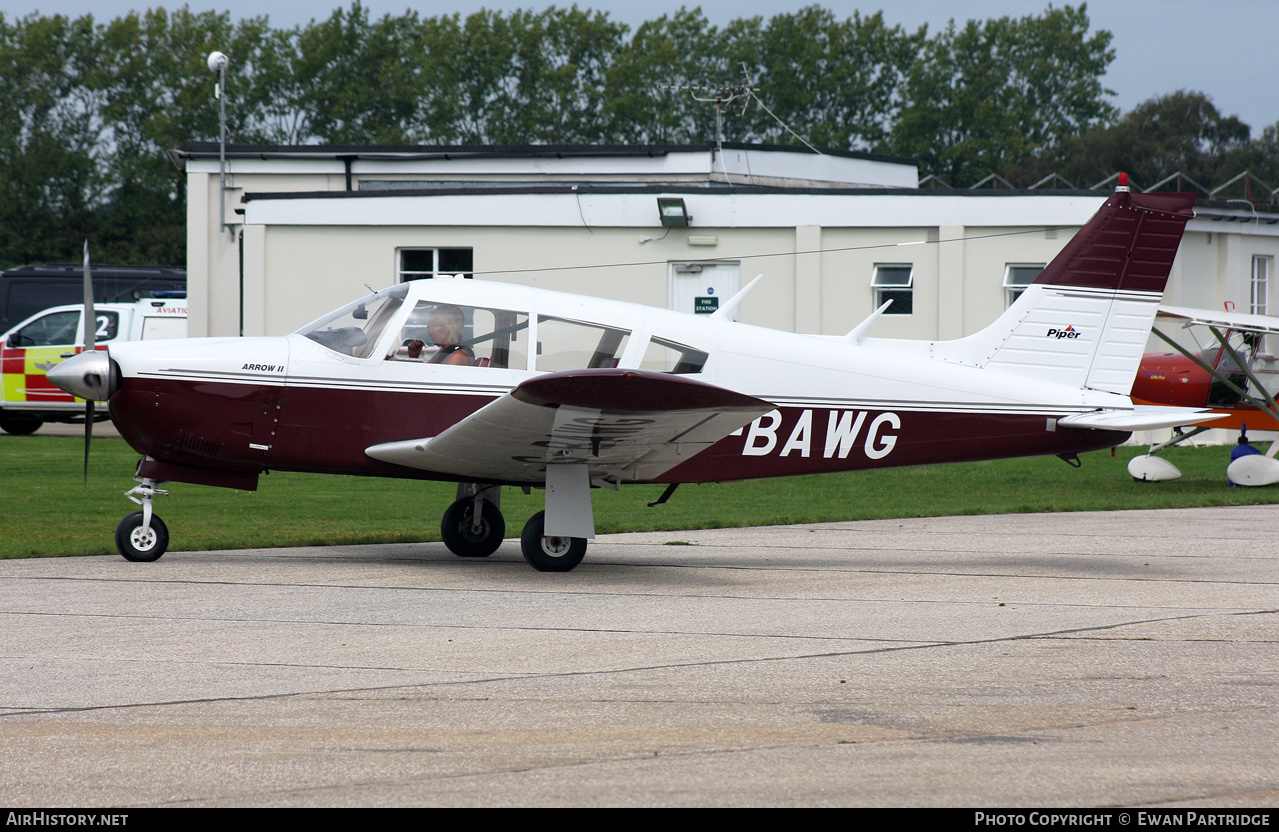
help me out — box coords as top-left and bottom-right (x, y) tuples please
(440, 484), (506, 558)
(107, 476), (590, 572)
(116, 477), (169, 562)
(440, 483), (589, 571)
(519, 510), (586, 572)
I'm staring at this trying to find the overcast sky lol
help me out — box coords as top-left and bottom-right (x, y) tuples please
(12, 1), (1279, 135)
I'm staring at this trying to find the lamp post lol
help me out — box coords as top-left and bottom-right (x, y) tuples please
(207, 51), (230, 236)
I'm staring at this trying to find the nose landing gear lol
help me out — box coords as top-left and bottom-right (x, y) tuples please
(116, 477), (169, 562)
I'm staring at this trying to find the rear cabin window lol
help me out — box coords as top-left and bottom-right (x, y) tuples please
(535, 317), (630, 372)
(640, 337), (708, 374)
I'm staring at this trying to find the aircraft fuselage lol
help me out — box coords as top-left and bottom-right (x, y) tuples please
(105, 278), (1128, 491)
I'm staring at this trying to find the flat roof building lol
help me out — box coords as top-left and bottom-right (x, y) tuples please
(174, 142), (1279, 353)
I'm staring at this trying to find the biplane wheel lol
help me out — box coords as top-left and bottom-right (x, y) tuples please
(441, 498), (505, 558)
(519, 511), (586, 572)
(115, 512), (169, 562)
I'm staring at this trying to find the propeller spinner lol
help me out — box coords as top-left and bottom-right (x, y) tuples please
(47, 349), (118, 402)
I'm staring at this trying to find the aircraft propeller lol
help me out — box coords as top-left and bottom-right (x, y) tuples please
(82, 240), (95, 483)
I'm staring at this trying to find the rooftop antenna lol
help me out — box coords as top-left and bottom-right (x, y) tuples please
(662, 78), (757, 184)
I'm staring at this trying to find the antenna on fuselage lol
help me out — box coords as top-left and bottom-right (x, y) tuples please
(843, 299), (895, 344)
(711, 274), (763, 320)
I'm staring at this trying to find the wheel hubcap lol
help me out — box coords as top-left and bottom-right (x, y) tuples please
(541, 535), (571, 557)
(130, 526), (156, 551)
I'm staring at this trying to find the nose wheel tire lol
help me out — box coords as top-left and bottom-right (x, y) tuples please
(116, 512), (169, 562)
(519, 511), (586, 572)
(441, 498), (505, 558)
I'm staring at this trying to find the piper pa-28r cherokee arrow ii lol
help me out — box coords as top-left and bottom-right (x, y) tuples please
(51, 184), (1215, 571)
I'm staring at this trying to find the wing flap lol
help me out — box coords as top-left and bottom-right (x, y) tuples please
(365, 369), (772, 484)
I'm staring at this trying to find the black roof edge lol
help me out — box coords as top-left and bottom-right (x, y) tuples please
(243, 184), (1106, 201)
(176, 141), (917, 168)
(0, 264), (187, 277)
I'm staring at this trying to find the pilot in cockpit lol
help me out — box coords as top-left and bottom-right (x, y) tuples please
(395, 303), (474, 366)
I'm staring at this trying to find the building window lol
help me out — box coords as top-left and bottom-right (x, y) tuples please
(398, 248), (473, 281)
(1004, 263), (1045, 307)
(871, 265), (913, 315)
(1251, 255), (1271, 316)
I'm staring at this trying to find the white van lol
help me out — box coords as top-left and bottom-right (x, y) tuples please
(0, 296), (187, 434)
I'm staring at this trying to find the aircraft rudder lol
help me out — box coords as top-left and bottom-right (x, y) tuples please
(1033, 189), (1196, 295)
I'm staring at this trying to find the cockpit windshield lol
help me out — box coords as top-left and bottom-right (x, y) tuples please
(296, 284), (409, 358)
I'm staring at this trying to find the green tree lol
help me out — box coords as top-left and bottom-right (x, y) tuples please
(891, 4), (1115, 186)
(1227, 121), (1279, 201)
(450, 6), (627, 144)
(289, 3), (446, 144)
(740, 7), (923, 151)
(94, 7), (278, 263)
(1008, 91), (1256, 192)
(602, 7), (731, 144)
(0, 12), (105, 266)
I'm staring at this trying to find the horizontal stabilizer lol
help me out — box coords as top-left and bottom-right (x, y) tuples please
(1057, 406), (1226, 432)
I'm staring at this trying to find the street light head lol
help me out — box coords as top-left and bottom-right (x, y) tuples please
(207, 51), (229, 73)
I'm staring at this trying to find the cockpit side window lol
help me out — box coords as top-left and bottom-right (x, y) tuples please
(389, 301), (529, 369)
(535, 316), (630, 372)
(640, 337), (708, 374)
(298, 285), (408, 358)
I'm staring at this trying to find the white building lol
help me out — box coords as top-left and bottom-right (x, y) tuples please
(174, 142), (1279, 347)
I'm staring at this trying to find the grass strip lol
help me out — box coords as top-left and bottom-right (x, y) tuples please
(2, 435), (1276, 558)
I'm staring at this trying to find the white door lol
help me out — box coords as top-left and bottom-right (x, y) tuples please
(670, 261), (740, 319)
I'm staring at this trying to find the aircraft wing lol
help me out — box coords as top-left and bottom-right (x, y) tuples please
(1057, 406), (1226, 431)
(365, 368), (773, 484)
(1157, 305), (1279, 336)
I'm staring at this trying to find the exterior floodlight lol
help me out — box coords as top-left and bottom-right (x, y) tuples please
(657, 197), (690, 227)
(207, 51), (229, 73)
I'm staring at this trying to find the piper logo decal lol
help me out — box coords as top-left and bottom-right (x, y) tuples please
(1046, 326), (1081, 339)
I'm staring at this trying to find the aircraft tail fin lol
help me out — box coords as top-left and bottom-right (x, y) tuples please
(933, 188), (1196, 394)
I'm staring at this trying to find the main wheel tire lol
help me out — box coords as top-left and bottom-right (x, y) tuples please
(441, 498), (505, 558)
(0, 415), (42, 436)
(519, 511), (586, 572)
(115, 512), (169, 562)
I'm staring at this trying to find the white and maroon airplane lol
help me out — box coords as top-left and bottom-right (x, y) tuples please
(51, 184), (1211, 570)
